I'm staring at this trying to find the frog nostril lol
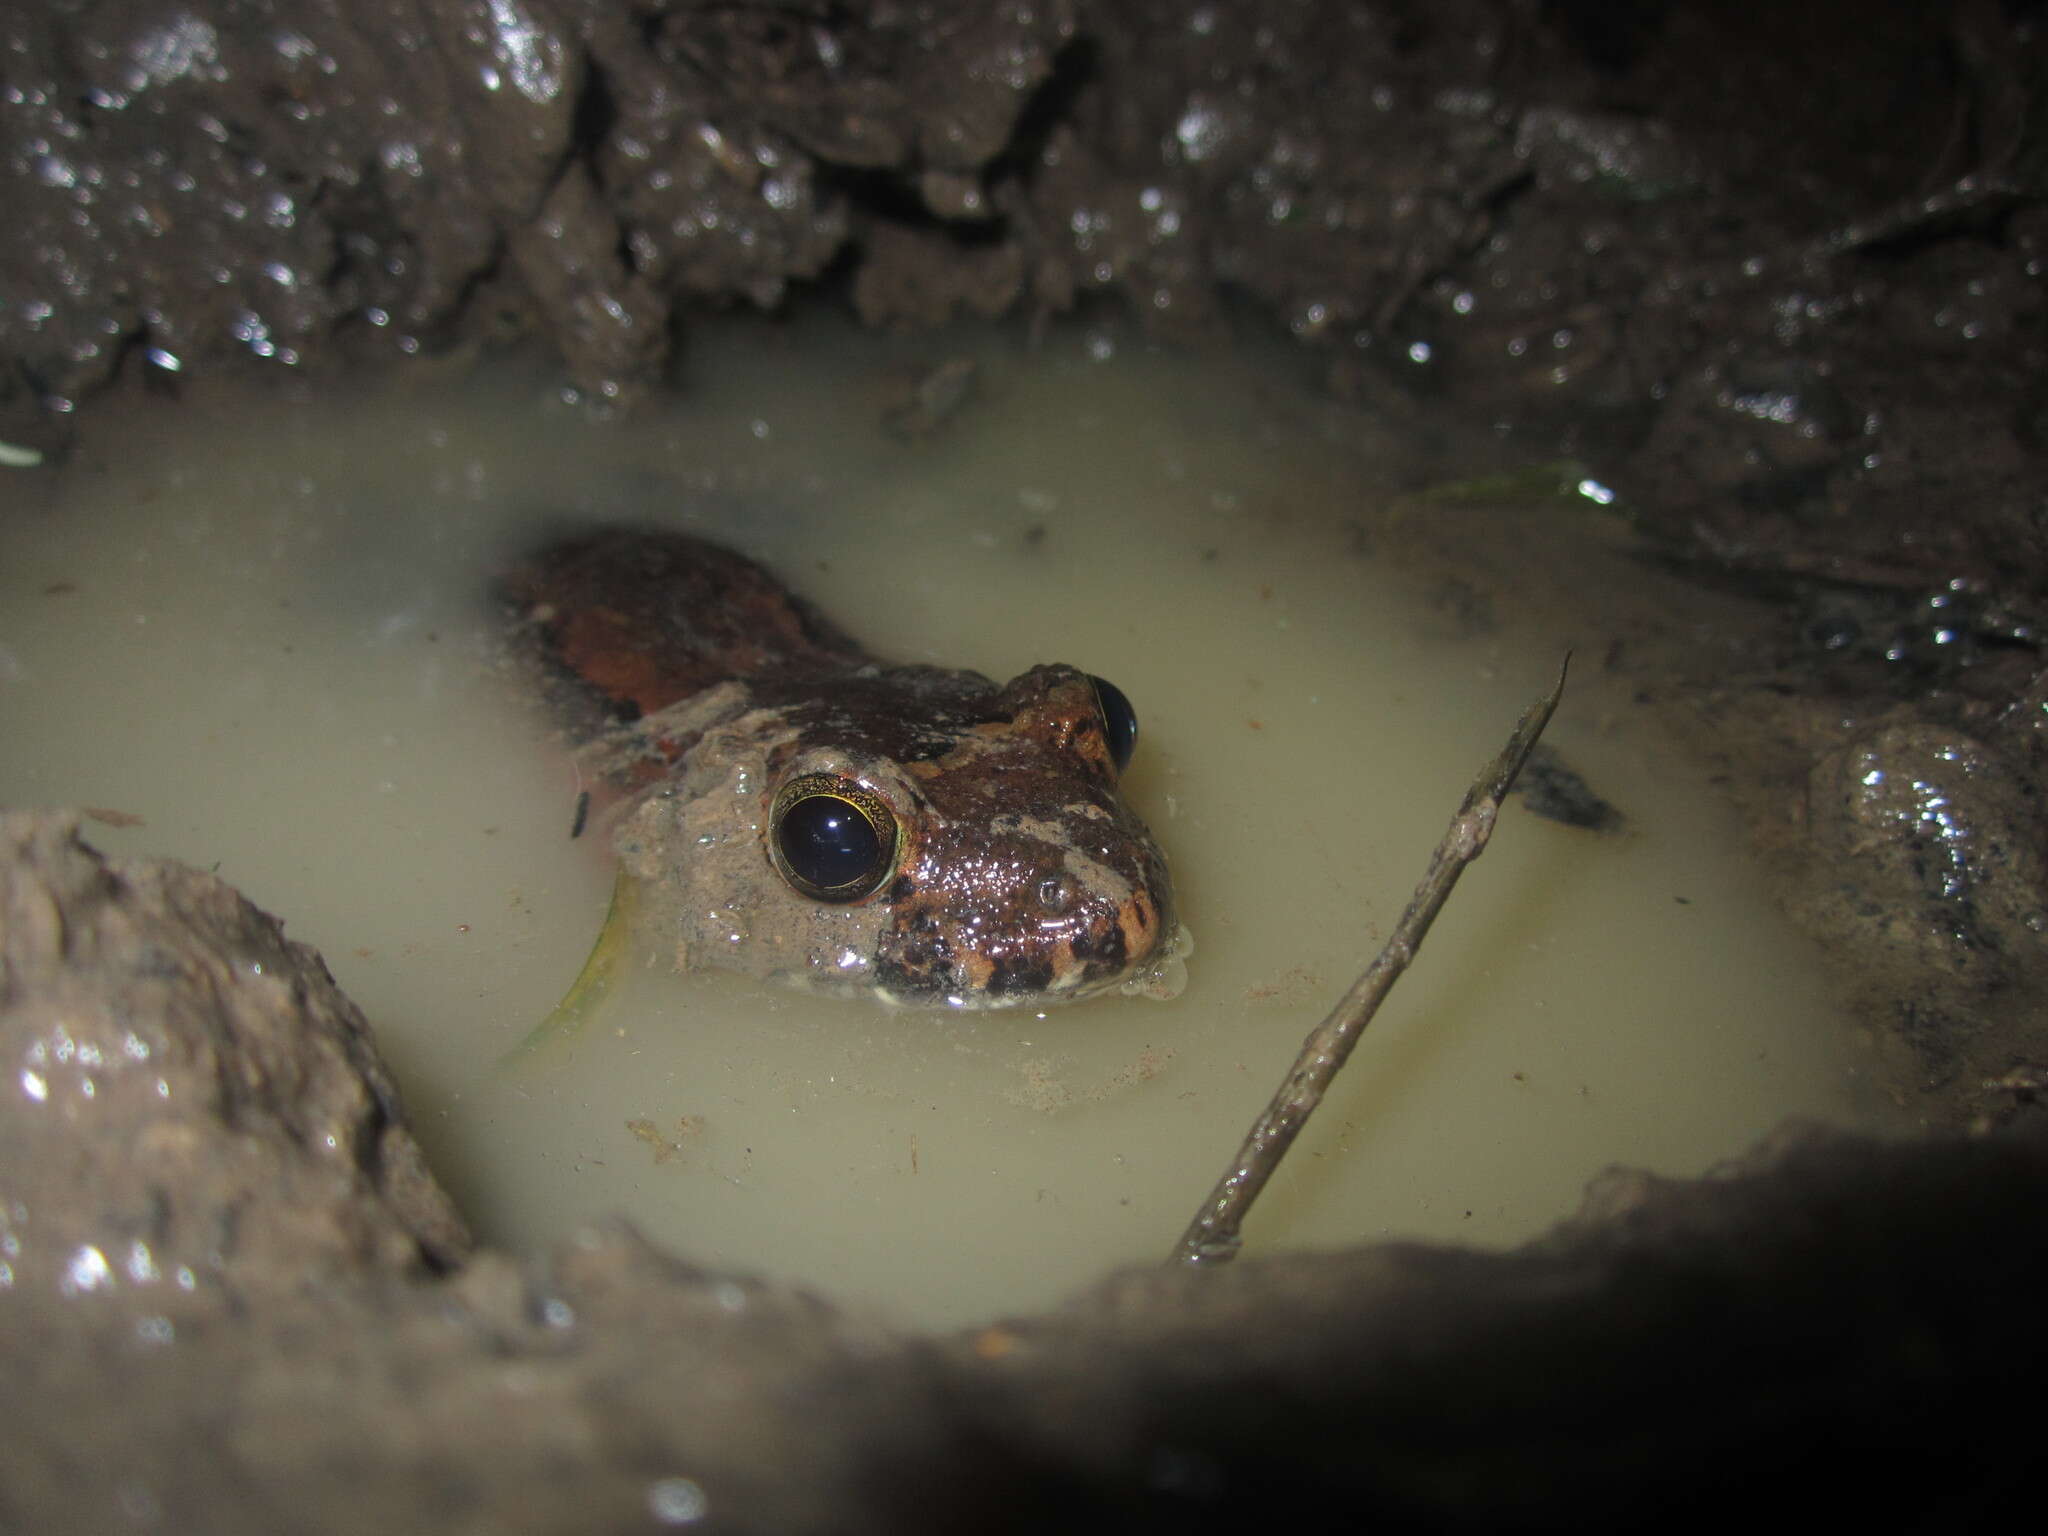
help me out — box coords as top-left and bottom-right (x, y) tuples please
(1036, 875), (1078, 914)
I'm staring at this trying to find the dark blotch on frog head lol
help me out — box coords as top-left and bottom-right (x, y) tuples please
(987, 955), (1058, 996)
(1064, 922), (1127, 969)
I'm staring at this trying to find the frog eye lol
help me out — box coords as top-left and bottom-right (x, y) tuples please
(769, 774), (900, 902)
(1088, 674), (1139, 772)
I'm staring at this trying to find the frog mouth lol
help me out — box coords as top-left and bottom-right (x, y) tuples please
(867, 877), (1174, 1009)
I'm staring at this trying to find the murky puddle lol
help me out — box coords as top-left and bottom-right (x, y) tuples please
(0, 309), (1905, 1326)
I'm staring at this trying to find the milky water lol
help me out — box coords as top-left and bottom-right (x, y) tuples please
(0, 311), (1901, 1328)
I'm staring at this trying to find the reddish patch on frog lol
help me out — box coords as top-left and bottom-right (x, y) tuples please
(500, 528), (866, 725)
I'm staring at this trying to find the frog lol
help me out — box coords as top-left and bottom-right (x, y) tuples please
(501, 527), (1184, 1009)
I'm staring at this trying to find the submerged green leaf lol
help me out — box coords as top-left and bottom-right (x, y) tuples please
(503, 871), (640, 1066)
(1402, 460), (1587, 507)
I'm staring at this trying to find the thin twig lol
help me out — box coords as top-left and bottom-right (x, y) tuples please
(1170, 655), (1571, 1267)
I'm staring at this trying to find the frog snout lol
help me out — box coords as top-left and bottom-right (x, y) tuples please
(1025, 860), (1172, 996)
(871, 815), (1175, 1006)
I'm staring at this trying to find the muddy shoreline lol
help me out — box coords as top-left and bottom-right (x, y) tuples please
(6, 1), (2048, 1528)
(4, 813), (2043, 1532)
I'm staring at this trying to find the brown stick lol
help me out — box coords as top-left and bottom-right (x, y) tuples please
(1170, 656), (1571, 1267)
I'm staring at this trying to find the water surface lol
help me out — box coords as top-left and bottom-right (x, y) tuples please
(0, 310), (1901, 1326)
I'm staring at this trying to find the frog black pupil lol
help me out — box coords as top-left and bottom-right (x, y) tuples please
(1089, 674), (1139, 772)
(778, 794), (883, 895)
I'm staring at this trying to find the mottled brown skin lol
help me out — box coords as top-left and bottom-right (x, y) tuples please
(502, 528), (1178, 1008)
